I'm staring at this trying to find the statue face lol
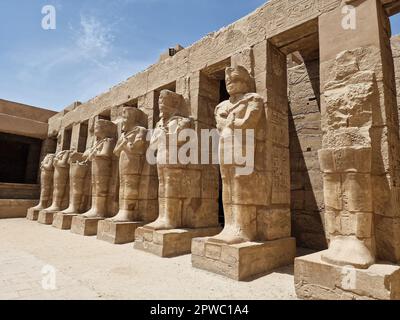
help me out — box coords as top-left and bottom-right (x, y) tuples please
(226, 71), (248, 96)
(159, 95), (175, 117)
(121, 108), (136, 132)
(94, 121), (106, 137)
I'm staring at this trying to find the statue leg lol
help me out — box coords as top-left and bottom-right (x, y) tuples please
(47, 168), (68, 211)
(210, 166), (257, 244)
(109, 174), (140, 222)
(33, 174), (52, 210)
(145, 166), (181, 230)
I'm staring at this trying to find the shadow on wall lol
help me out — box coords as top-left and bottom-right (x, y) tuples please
(288, 58), (328, 251)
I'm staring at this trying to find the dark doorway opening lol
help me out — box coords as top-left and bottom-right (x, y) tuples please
(63, 127), (72, 151)
(0, 133), (42, 184)
(78, 121), (89, 153)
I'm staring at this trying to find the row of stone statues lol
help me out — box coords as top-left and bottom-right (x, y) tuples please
(26, 66), (295, 279)
(28, 65), (374, 281)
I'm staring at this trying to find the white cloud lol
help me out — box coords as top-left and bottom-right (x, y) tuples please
(74, 15), (114, 59)
(8, 14), (152, 110)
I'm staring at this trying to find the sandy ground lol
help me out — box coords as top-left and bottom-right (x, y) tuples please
(0, 218), (299, 300)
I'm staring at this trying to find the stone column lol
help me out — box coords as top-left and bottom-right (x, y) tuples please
(295, 0), (400, 300)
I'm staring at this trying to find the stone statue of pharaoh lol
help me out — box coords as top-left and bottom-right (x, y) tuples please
(30, 153), (56, 212)
(109, 107), (148, 222)
(60, 151), (90, 215)
(45, 150), (72, 213)
(210, 65), (266, 245)
(145, 89), (194, 230)
(82, 119), (117, 219)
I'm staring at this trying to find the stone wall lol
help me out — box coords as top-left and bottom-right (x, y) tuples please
(288, 59), (326, 250)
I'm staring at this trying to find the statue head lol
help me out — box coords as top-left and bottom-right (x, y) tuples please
(94, 119), (117, 139)
(225, 66), (254, 96)
(159, 90), (183, 120)
(121, 107), (148, 132)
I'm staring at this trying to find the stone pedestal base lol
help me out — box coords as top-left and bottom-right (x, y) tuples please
(192, 237), (296, 281)
(26, 208), (40, 221)
(97, 220), (145, 244)
(134, 226), (222, 258)
(70, 216), (104, 236)
(37, 210), (56, 225)
(52, 213), (77, 230)
(294, 251), (400, 300)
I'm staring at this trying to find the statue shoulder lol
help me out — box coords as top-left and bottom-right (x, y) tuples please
(215, 100), (231, 115)
(244, 92), (264, 103)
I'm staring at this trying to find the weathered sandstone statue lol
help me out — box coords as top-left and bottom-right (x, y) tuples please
(63, 151), (90, 215)
(52, 151), (91, 229)
(97, 107), (154, 244)
(192, 66), (295, 280)
(210, 65), (266, 245)
(38, 150), (71, 224)
(81, 120), (117, 218)
(71, 119), (117, 236)
(135, 90), (221, 256)
(110, 107), (148, 222)
(145, 90), (195, 230)
(27, 153), (56, 220)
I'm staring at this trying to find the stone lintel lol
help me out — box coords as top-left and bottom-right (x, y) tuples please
(192, 237), (296, 281)
(295, 251), (400, 300)
(134, 227), (222, 258)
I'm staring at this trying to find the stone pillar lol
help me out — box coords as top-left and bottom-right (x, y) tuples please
(138, 91), (159, 129)
(295, 0), (400, 300)
(70, 123), (81, 151)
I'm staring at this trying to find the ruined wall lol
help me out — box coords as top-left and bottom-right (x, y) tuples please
(288, 36), (400, 251)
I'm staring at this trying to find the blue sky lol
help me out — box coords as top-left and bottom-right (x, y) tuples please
(0, 0), (400, 111)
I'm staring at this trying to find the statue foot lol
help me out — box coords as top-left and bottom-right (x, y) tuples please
(45, 206), (61, 213)
(322, 236), (375, 269)
(208, 228), (248, 245)
(145, 219), (177, 231)
(32, 203), (46, 211)
(61, 207), (78, 215)
(82, 210), (103, 219)
(108, 211), (133, 223)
